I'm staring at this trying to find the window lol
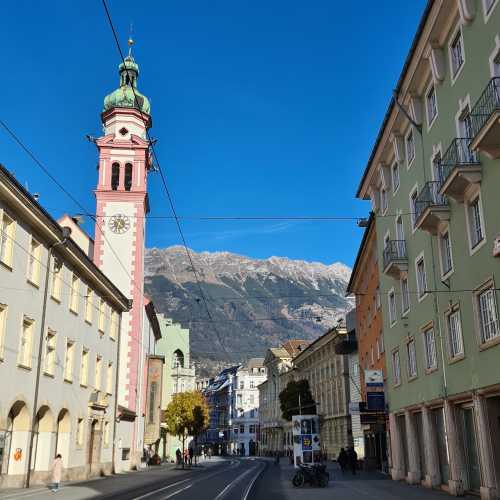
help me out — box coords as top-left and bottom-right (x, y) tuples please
(234, 427), (238, 435)
(80, 348), (89, 386)
(375, 287), (381, 310)
(0, 303), (7, 359)
(240, 424), (245, 434)
(98, 299), (106, 333)
(106, 362), (113, 394)
(27, 237), (41, 285)
(237, 394), (243, 406)
(407, 339), (417, 378)
(392, 350), (401, 386)
(111, 163), (120, 191)
(19, 316), (34, 368)
(467, 196), (485, 250)
(250, 380), (255, 389)
(64, 340), (75, 381)
(439, 229), (453, 276)
(388, 290), (397, 325)
(447, 309), (464, 358)
(95, 355), (102, 390)
(0, 212), (15, 267)
(410, 188), (419, 229)
(416, 256), (427, 299)
(249, 424), (256, 434)
(401, 277), (410, 314)
(423, 327), (437, 370)
(239, 381), (244, 389)
(249, 394), (255, 405)
(148, 381), (158, 424)
(406, 130), (415, 166)
(484, 0), (498, 14)
(44, 329), (57, 376)
(76, 418), (84, 446)
(450, 30), (464, 77)
(433, 152), (444, 184)
(380, 188), (388, 214)
(426, 85), (438, 125)
(124, 163), (133, 191)
(250, 409), (255, 418)
(51, 258), (62, 301)
(392, 162), (400, 193)
(69, 274), (79, 313)
(477, 286), (500, 343)
(110, 310), (119, 340)
(85, 287), (93, 323)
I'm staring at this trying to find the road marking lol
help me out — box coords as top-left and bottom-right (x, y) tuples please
(161, 483), (193, 499)
(213, 464), (260, 500)
(1, 488), (57, 499)
(242, 462), (266, 500)
(132, 479), (191, 499)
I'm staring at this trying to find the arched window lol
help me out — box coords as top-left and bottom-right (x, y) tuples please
(172, 349), (184, 368)
(111, 163), (120, 191)
(124, 163), (133, 191)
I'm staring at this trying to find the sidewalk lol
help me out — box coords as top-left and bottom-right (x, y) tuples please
(0, 456), (226, 500)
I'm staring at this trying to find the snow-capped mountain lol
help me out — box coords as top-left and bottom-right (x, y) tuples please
(144, 246), (353, 375)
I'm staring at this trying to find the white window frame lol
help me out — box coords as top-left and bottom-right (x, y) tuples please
(19, 316), (35, 369)
(27, 236), (42, 287)
(69, 273), (79, 314)
(50, 258), (63, 302)
(438, 227), (454, 279)
(80, 347), (89, 386)
(95, 355), (102, 390)
(401, 276), (410, 315)
(64, 339), (75, 382)
(391, 161), (400, 195)
(405, 128), (416, 168)
(425, 82), (438, 129)
(483, 0), (499, 22)
(0, 210), (16, 269)
(409, 184), (419, 232)
(488, 35), (500, 77)
(98, 298), (106, 334)
(388, 288), (397, 327)
(474, 279), (500, 346)
(380, 187), (388, 215)
(446, 307), (464, 359)
(392, 349), (401, 386)
(84, 286), (93, 324)
(422, 326), (437, 371)
(107, 362), (113, 394)
(449, 25), (466, 84)
(44, 328), (57, 376)
(415, 252), (428, 302)
(465, 191), (486, 255)
(110, 309), (119, 340)
(406, 337), (418, 379)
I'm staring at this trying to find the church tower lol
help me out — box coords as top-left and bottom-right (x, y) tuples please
(93, 41), (152, 466)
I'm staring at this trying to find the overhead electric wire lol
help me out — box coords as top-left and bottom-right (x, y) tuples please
(101, 0), (232, 361)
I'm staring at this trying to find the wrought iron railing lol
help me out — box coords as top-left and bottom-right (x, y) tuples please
(383, 240), (407, 270)
(415, 181), (448, 223)
(470, 77), (500, 138)
(439, 138), (480, 185)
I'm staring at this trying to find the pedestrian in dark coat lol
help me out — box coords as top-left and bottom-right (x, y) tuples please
(337, 448), (348, 474)
(175, 448), (182, 465)
(347, 447), (358, 475)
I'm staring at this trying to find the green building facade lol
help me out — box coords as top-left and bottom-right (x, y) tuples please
(357, 1), (500, 498)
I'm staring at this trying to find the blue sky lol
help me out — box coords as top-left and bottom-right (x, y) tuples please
(0, 0), (426, 267)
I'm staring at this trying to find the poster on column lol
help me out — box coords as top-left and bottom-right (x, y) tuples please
(292, 415), (320, 468)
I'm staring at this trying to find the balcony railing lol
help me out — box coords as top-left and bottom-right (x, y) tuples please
(470, 77), (500, 138)
(383, 240), (407, 270)
(440, 138), (479, 179)
(415, 181), (448, 222)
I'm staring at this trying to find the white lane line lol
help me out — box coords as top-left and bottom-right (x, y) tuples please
(132, 478), (191, 500)
(242, 463), (266, 500)
(162, 483), (193, 499)
(214, 464), (260, 500)
(1, 489), (54, 500)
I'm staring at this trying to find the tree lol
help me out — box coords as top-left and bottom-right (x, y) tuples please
(279, 379), (316, 421)
(163, 391), (208, 468)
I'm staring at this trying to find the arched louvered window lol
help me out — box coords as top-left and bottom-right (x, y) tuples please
(124, 163), (133, 191)
(111, 163), (120, 190)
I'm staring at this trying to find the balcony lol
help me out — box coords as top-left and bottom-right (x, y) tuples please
(382, 240), (408, 279)
(470, 77), (500, 158)
(415, 181), (450, 235)
(439, 138), (481, 202)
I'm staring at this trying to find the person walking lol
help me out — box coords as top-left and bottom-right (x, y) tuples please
(188, 446), (194, 466)
(347, 447), (358, 475)
(51, 454), (63, 492)
(337, 447), (348, 475)
(175, 448), (182, 466)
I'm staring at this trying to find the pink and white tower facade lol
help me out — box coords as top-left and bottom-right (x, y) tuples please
(93, 47), (153, 470)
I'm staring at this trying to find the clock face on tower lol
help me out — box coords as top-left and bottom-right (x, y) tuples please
(108, 214), (131, 234)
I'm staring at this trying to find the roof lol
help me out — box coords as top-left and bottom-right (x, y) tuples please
(144, 300), (162, 340)
(0, 163), (130, 312)
(355, 0), (434, 198)
(282, 340), (310, 357)
(292, 328), (345, 364)
(346, 212), (375, 295)
(245, 357), (265, 369)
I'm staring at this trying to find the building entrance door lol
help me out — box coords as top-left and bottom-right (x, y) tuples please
(460, 407), (481, 492)
(87, 419), (102, 470)
(433, 408), (450, 485)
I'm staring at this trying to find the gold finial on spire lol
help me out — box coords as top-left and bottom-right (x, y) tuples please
(128, 22), (134, 57)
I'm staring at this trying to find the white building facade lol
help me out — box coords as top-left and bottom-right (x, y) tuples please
(0, 165), (130, 488)
(229, 359), (266, 456)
